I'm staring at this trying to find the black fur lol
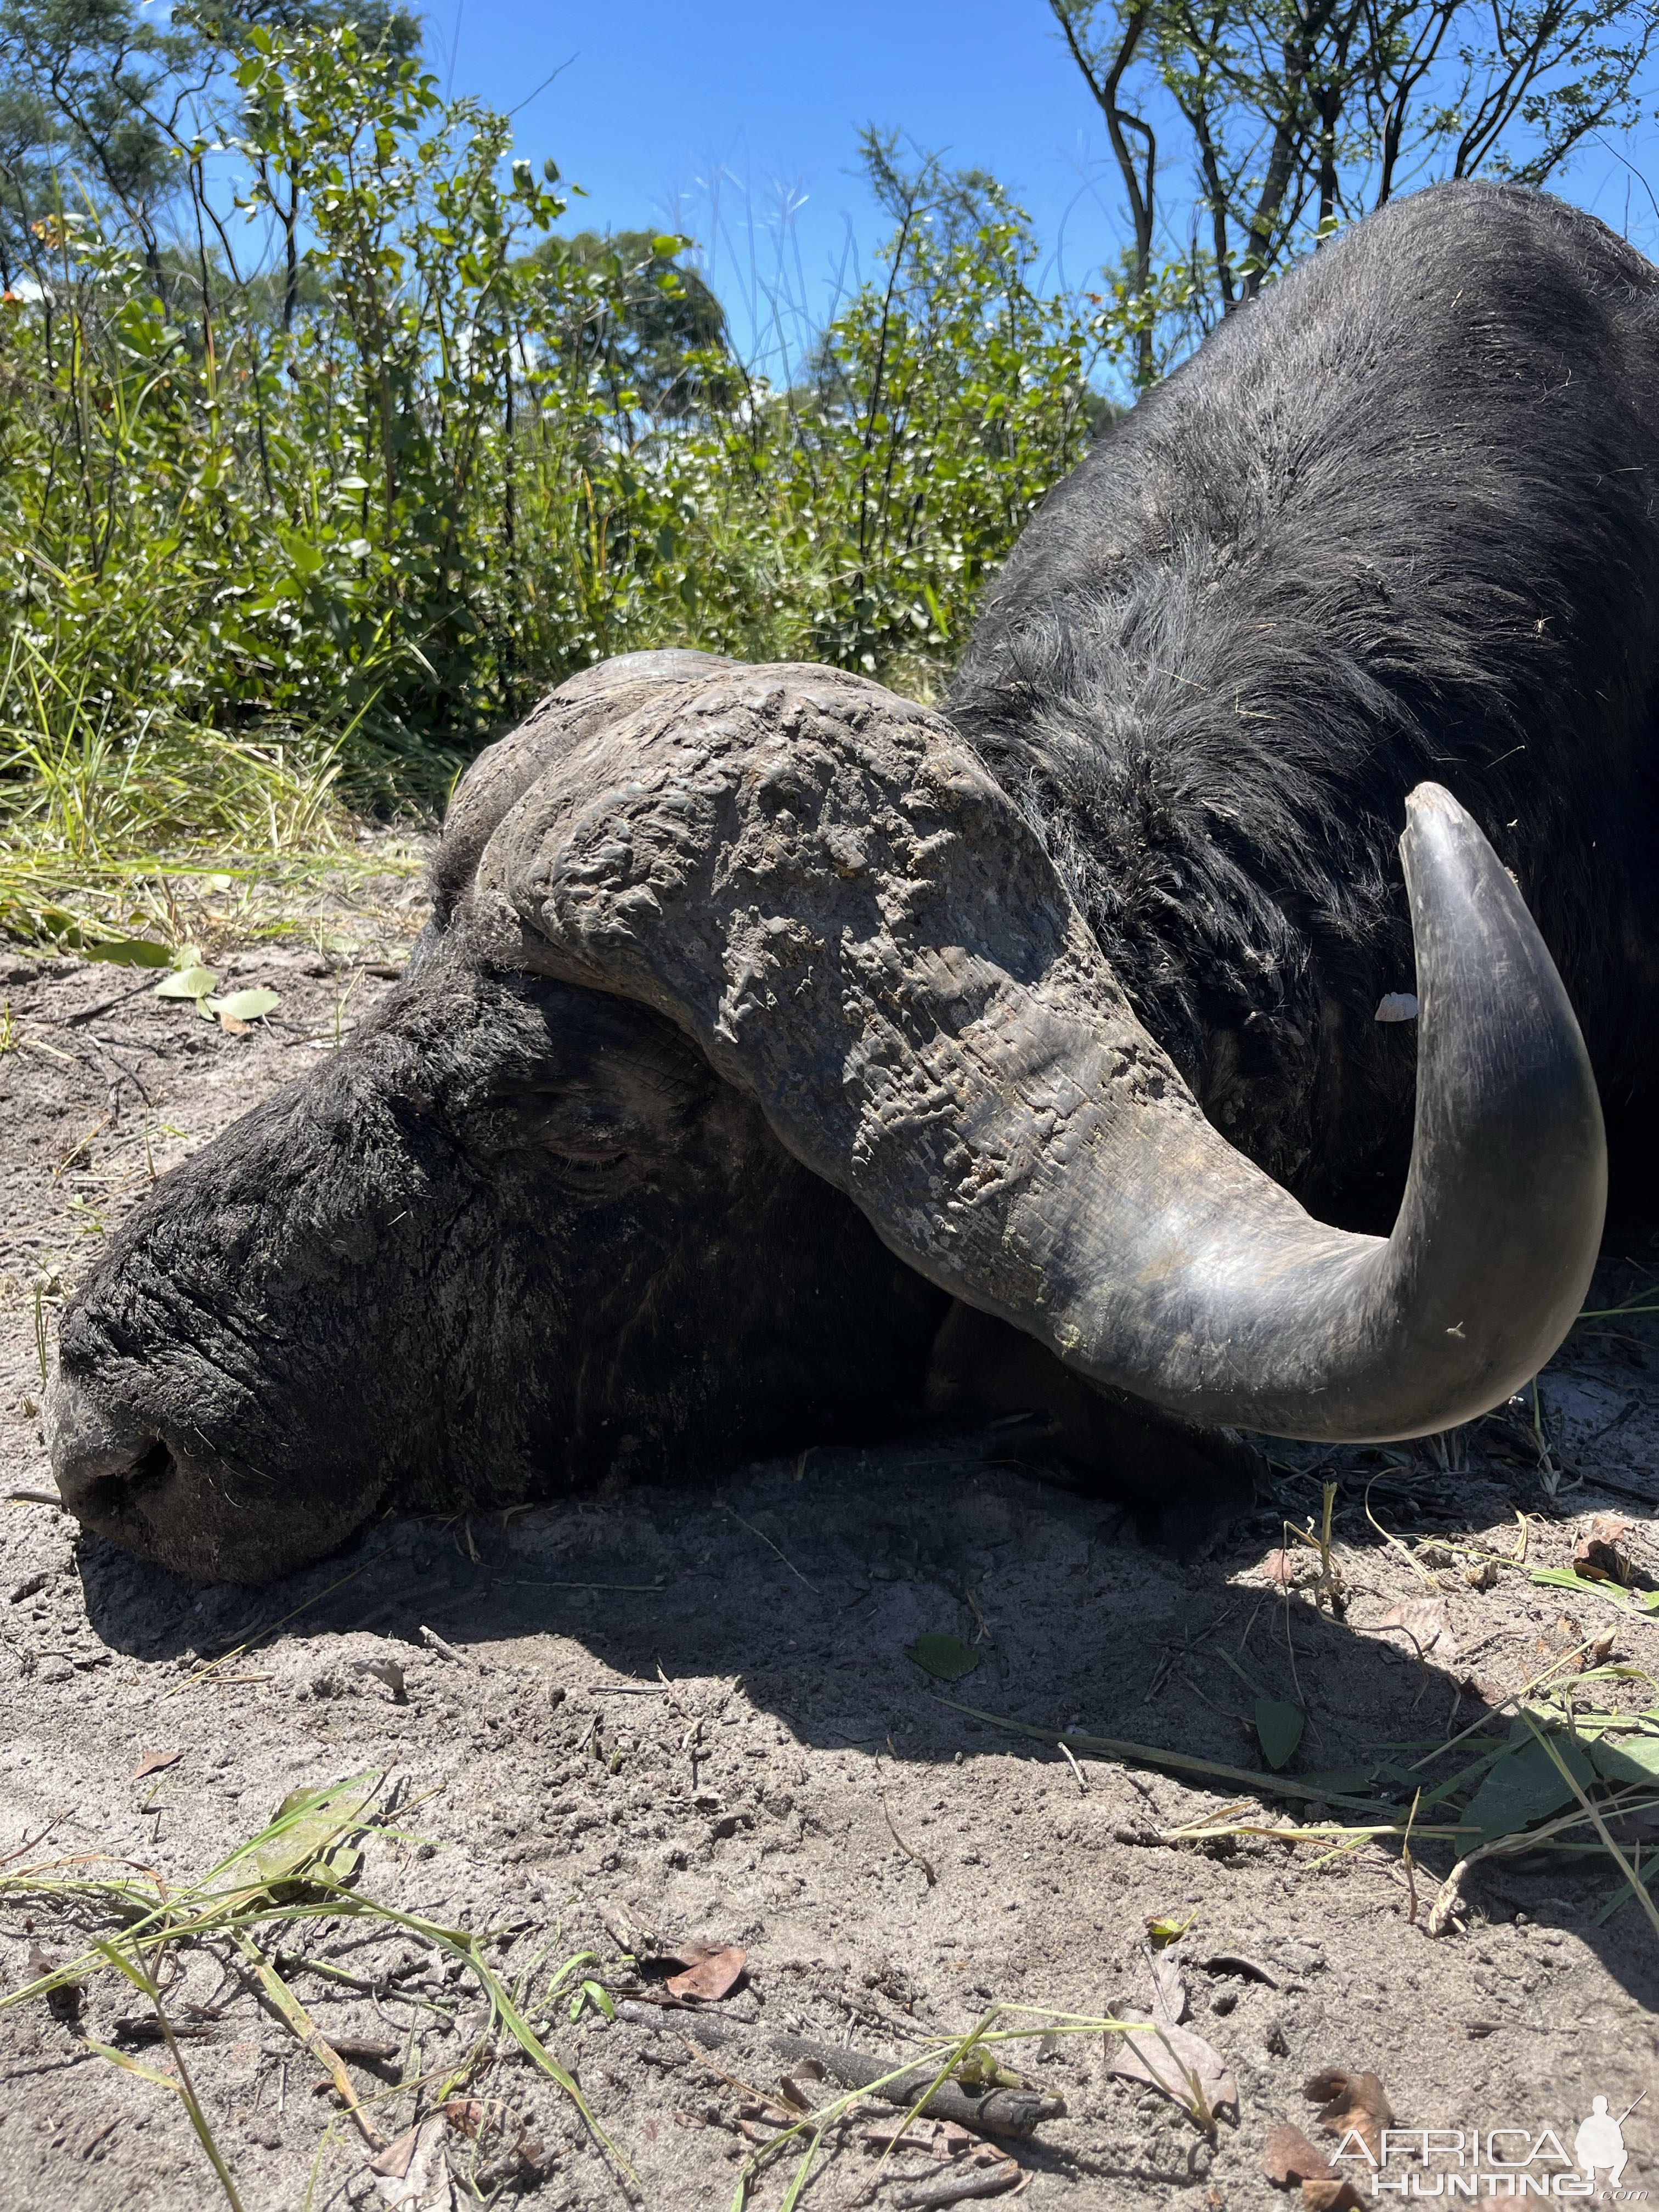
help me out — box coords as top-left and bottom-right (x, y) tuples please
(950, 180), (1659, 1223)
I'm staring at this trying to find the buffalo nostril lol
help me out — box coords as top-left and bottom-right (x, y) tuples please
(46, 1367), (178, 1526)
(57, 1436), (177, 1524)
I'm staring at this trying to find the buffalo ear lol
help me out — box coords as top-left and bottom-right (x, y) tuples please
(428, 650), (736, 933)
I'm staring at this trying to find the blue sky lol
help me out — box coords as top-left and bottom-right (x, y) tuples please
(435, 0), (1133, 362)
(433, 0), (1659, 365)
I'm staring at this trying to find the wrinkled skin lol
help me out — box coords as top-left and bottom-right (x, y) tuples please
(51, 938), (949, 1583)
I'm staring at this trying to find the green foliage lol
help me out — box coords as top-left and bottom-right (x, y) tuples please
(520, 225), (736, 417)
(0, 35), (1104, 910)
(1049, 0), (1657, 378)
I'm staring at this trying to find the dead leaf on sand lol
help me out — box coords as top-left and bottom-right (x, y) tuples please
(1305, 2067), (1393, 2163)
(1575, 1515), (1635, 1585)
(1263, 1548), (1299, 1590)
(1108, 2017), (1238, 2130)
(1148, 1945), (1189, 2028)
(1538, 1613), (1585, 1665)
(127, 1748), (182, 1782)
(664, 1944), (747, 2001)
(368, 2114), (453, 2209)
(1146, 1911), (1198, 1947)
(1263, 2125), (1366, 2211)
(1263, 2121), (1338, 2186)
(1304, 2182), (1366, 2212)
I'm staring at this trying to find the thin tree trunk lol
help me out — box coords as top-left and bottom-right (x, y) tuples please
(1052, 1), (1159, 384)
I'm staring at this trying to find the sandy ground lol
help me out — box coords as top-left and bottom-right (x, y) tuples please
(2, 943), (1658, 2212)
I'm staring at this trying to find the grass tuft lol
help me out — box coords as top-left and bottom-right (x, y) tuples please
(1, 1774), (637, 2205)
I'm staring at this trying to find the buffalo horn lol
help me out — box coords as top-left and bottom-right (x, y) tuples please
(468, 663), (1605, 1441)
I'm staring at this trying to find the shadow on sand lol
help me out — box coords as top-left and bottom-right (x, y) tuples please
(70, 1430), (1659, 2020)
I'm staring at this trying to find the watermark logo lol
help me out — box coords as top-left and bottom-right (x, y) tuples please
(1332, 2092), (1647, 2198)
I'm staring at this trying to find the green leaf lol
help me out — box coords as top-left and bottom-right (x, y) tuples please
(248, 1772), (379, 1888)
(1589, 1730), (1659, 1786)
(1462, 1733), (1595, 1845)
(83, 936), (173, 968)
(206, 988), (281, 1022)
(905, 1633), (980, 1683)
(1255, 1699), (1305, 1770)
(1295, 1765), (1382, 1798)
(154, 966), (218, 1001)
(1528, 1567), (1659, 1616)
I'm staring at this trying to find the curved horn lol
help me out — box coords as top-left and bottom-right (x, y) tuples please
(467, 663), (1605, 1441)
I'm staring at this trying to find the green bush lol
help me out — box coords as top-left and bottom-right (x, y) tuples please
(0, 21), (1107, 925)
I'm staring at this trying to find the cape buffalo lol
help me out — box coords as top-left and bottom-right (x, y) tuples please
(46, 178), (1644, 1584)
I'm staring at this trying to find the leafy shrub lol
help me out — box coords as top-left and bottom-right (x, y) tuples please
(0, 22), (1105, 920)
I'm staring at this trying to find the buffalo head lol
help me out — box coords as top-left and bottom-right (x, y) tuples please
(47, 651), (1606, 1582)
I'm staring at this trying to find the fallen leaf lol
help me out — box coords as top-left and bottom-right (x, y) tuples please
(368, 2112), (453, 2208)
(1256, 1698), (1306, 1770)
(1149, 1947), (1189, 2028)
(1463, 1559), (1500, 1590)
(1146, 1911), (1198, 1947)
(1108, 2020), (1238, 2129)
(207, 987), (281, 1024)
(906, 1633), (980, 1683)
(663, 1944), (747, 2001)
(251, 1771), (378, 1888)
(1263, 2120), (1336, 2187)
(82, 936), (172, 968)
(218, 1013), (252, 1036)
(1575, 1515), (1635, 1585)
(1263, 1548), (1299, 1590)
(1304, 2180), (1366, 2212)
(154, 966), (218, 1002)
(1590, 1729), (1659, 1786)
(1305, 2068), (1394, 2163)
(1463, 1731), (1595, 1848)
(1537, 1612), (1584, 1662)
(128, 1748), (182, 1782)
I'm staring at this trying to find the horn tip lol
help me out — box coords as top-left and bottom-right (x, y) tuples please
(1403, 780), (1463, 823)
